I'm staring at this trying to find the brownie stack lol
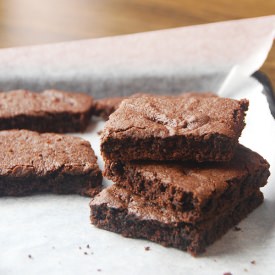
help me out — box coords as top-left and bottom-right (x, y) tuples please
(90, 93), (270, 255)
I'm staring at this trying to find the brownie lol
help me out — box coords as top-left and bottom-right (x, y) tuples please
(104, 145), (270, 222)
(0, 130), (102, 196)
(93, 97), (127, 120)
(90, 185), (263, 255)
(0, 89), (94, 133)
(101, 93), (249, 162)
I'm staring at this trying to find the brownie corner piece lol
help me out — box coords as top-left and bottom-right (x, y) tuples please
(0, 89), (94, 133)
(0, 129), (102, 196)
(100, 93), (249, 162)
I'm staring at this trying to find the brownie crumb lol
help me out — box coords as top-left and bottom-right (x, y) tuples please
(79, 246), (82, 250)
(28, 254), (33, 259)
(97, 269), (102, 272)
(145, 246), (150, 251)
(234, 226), (241, 231)
(223, 273), (232, 275)
(86, 244), (90, 249)
(251, 260), (256, 265)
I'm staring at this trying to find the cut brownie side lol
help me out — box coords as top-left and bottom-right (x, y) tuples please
(104, 145), (270, 222)
(0, 90), (94, 133)
(101, 93), (249, 162)
(0, 130), (102, 196)
(90, 185), (263, 256)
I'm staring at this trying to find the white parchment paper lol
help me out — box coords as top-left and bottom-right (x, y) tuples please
(0, 16), (274, 96)
(0, 16), (275, 275)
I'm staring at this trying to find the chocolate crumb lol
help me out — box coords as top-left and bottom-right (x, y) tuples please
(145, 246), (150, 251)
(97, 130), (103, 135)
(97, 269), (101, 272)
(234, 226), (241, 231)
(251, 260), (256, 265)
(79, 246), (82, 250)
(87, 244), (90, 249)
(28, 254), (32, 259)
(84, 252), (88, 255)
(223, 273), (232, 275)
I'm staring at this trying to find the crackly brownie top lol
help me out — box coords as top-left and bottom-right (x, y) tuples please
(106, 145), (270, 207)
(102, 93), (249, 140)
(0, 130), (99, 177)
(0, 90), (94, 117)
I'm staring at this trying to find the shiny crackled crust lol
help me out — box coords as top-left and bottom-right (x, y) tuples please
(0, 130), (102, 196)
(0, 90), (94, 132)
(90, 185), (263, 255)
(101, 93), (249, 162)
(104, 145), (270, 223)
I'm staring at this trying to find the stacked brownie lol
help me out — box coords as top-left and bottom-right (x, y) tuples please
(90, 93), (270, 255)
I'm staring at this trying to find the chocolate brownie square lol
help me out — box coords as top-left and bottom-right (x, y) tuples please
(101, 93), (249, 162)
(90, 185), (263, 255)
(0, 89), (94, 133)
(0, 130), (102, 196)
(104, 145), (270, 222)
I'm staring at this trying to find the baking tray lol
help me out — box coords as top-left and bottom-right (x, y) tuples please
(253, 71), (275, 118)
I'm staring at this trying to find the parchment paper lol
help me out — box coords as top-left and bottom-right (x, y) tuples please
(0, 16), (274, 96)
(0, 16), (275, 275)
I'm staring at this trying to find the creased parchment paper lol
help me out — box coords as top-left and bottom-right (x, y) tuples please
(0, 16), (275, 275)
(0, 16), (274, 96)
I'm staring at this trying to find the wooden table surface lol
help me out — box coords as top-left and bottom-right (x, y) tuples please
(0, 0), (274, 87)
